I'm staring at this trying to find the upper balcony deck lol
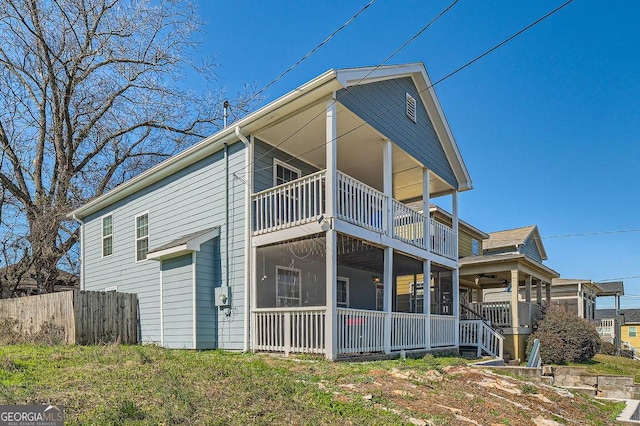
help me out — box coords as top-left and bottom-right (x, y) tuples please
(252, 169), (457, 260)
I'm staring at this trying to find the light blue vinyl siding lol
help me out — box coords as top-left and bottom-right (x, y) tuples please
(253, 138), (319, 193)
(162, 254), (194, 349)
(520, 236), (543, 263)
(196, 238), (219, 349)
(83, 141), (247, 349)
(337, 77), (457, 189)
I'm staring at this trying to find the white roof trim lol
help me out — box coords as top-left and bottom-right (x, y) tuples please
(147, 228), (220, 261)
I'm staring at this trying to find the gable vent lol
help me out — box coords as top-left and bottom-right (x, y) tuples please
(406, 92), (417, 123)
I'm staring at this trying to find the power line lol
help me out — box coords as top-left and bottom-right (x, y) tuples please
(245, 0), (377, 107)
(543, 229), (640, 239)
(254, 0), (574, 175)
(248, 0), (461, 174)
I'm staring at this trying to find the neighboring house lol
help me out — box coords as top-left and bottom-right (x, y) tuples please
(619, 309), (640, 357)
(69, 63), (475, 360)
(458, 225), (560, 361)
(593, 282), (625, 348)
(0, 265), (79, 298)
(549, 278), (599, 321)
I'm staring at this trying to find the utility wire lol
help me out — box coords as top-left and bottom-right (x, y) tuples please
(244, 0), (377, 107)
(248, 0), (461, 173)
(253, 0), (574, 175)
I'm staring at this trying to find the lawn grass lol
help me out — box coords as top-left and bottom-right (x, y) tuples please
(0, 344), (446, 425)
(572, 354), (640, 382)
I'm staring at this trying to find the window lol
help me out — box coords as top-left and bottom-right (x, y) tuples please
(273, 159), (300, 186)
(276, 266), (301, 307)
(104, 286), (118, 292)
(375, 283), (384, 311)
(135, 213), (149, 262)
(471, 239), (480, 256)
(410, 281), (424, 313)
(102, 214), (113, 257)
(337, 277), (349, 307)
(406, 92), (417, 123)
(630, 327), (637, 338)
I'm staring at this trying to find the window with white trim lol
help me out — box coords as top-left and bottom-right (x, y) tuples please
(273, 158), (300, 186)
(410, 281), (424, 313)
(337, 277), (349, 308)
(276, 266), (301, 307)
(104, 286), (118, 292)
(630, 326), (637, 338)
(102, 214), (113, 257)
(406, 92), (417, 123)
(135, 213), (149, 262)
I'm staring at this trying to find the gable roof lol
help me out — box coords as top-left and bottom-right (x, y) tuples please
(69, 62), (471, 220)
(621, 309), (640, 324)
(483, 225), (547, 260)
(147, 227), (220, 260)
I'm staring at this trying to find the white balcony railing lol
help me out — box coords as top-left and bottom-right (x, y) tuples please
(336, 171), (387, 233)
(596, 318), (615, 339)
(468, 301), (539, 328)
(253, 170), (325, 235)
(252, 170), (458, 260)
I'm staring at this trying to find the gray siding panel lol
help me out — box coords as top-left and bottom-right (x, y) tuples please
(83, 141), (247, 349)
(161, 254), (194, 349)
(253, 138), (319, 193)
(337, 77), (457, 188)
(520, 236), (543, 263)
(196, 238), (219, 349)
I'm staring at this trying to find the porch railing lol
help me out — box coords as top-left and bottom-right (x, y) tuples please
(252, 169), (457, 260)
(337, 308), (385, 354)
(468, 301), (511, 328)
(336, 171), (386, 233)
(252, 170), (325, 235)
(596, 318), (615, 339)
(391, 312), (427, 351)
(430, 314), (456, 347)
(459, 320), (504, 359)
(253, 308), (326, 355)
(518, 302), (540, 328)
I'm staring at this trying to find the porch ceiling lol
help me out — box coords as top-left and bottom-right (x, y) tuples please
(254, 100), (451, 201)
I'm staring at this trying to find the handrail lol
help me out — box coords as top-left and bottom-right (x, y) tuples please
(460, 303), (500, 333)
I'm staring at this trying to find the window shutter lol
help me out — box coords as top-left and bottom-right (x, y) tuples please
(406, 92), (417, 123)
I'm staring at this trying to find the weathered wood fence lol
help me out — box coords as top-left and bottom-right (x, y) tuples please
(0, 290), (138, 344)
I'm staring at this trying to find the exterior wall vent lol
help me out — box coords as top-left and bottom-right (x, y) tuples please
(406, 92), (417, 123)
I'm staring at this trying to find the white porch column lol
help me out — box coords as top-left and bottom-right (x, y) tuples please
(325, 229), (338, 360)
(510, 269), (519, 328)
(525, 275), (532, 303)
(536, 279), (542, 305)
(423, 259), (431, 351)
(325, 99), (338, 361)
(423, 169), (430, 252)
(383, 247), (393, 354)
(383, 139), (393, 235)
(451, 191), (459, 345)
(578, 282), (584, 318)
(250, 245), (258, 352)
(452, 191), (459, 259)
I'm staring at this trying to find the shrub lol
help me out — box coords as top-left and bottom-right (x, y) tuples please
(526, 304), (601, 364)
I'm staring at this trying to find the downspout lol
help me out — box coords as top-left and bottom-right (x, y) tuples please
(235, 126), (251, 352)
(71, 214), (85, 290)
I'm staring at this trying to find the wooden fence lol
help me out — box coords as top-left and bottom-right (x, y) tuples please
(0, 290), (138, 344)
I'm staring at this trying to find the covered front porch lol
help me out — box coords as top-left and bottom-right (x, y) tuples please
(251, 234), (461, 359)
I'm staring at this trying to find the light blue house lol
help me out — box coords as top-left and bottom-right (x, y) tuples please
(70, 63), (478, 360)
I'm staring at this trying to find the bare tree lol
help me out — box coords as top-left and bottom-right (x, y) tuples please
(0, 0), (256, 296)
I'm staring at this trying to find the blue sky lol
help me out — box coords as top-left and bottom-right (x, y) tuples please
(195, 1), (640, 306)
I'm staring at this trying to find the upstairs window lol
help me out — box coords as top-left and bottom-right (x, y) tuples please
(135, 213), (149, 262)
(102, 214), (113, 257)
(406, 92), (417, 123)
(471, 239), (480, 256)
(273, 159), (300, 186)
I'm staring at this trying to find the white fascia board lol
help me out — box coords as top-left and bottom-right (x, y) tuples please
(69, 70), (340, 220)
(335, 62), (425, 88)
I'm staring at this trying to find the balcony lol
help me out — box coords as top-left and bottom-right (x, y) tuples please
(252, 170), (457, 260)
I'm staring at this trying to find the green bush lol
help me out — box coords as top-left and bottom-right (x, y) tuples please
(527, 304), (601, 364)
